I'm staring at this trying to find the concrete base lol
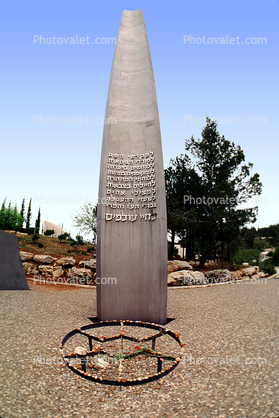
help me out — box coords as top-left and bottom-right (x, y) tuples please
(0, 231), (29, 290)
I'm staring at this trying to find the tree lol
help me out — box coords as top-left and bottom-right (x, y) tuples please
(20, 198), (25, 223)
(165, 154), (203, 259)
(0, 203), (23, 230)
(26, 198), (32, 229)
(185, 117), (262, 267)
(71, 203), (97, 242)
(35, 208), (41, 234)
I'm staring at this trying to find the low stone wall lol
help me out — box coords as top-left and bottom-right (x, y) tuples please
(168, 266), (267, 286)
(20, 252), (96, 284)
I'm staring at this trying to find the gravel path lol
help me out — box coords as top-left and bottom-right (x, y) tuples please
(0, 278), (278, 417)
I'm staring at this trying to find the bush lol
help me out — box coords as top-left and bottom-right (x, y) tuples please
(58, 233), (69, 243)
(272, 243), (279, 265)
(44, 229), (55, 236)
(31, 234), (39, 243)
(70, 241), (76, 247)
(76, 235), (84, 245)
(259, 260), (276, 275)
(232, 248), (261, 265)
(37, 242), (44, 248)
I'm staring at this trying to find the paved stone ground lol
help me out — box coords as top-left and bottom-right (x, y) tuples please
(0, 277), (278, 417)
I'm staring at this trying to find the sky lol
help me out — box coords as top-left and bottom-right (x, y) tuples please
(1, 0), (278, 240)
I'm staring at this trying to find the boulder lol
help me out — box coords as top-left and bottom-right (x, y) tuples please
(38, 265), (54, 277)
(167, 260), (193, 274)
(20, 251), (34, 261)
(55, 257), (76, 266)
(53, 266), (64, 278)
(78, 259), (96, 269)
(168, 270), (205, 285)
(22, 262), (39, 275)
(240, 266), (259, 277)
(68, 267), (92, 279)
(34, 254), (55, 264)
(230, 270), (244, 281)
(205, 269), (231, 283)
(188, 260), (199, 267)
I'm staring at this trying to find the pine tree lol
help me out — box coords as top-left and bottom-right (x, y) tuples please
(26, 198), (32, 229)
(20, 198), (25, 222)
(1, 197), (6, 210)
(35, 208), (41, 234)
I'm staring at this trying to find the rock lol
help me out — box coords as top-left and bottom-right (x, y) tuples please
(167, 260), (193, 274)
(53, 266), (63, 278)
(168, 270), (205, 285)
(74, 347), (87, 356)
(230, 270), (244, 281)
(55, 257), (76, 266)
(34, 254), (55, 264)
(242, 262), (249, 267)
(78, 259), (96, 269)
(240, 266), (259, 277)
(205, 269), (231, 283)
(38, 265), (54, 277)
(188, 260), (199, 267)
(22, 262), (39, 275)
(68, 267), (92, 279)
(20, 251), (34, 261)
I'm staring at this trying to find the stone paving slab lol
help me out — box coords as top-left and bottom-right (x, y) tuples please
(0, 279), (278, 417)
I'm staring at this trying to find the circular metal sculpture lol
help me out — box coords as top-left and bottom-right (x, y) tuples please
(60, 320), (184, 386)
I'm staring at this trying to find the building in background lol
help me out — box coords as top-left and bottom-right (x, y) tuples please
(43, 221), (65, 238)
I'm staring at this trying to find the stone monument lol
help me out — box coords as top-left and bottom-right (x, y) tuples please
(0, 231), (29, 290)
(97, 9), (167, 324)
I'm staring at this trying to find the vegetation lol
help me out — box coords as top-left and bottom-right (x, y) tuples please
(0, 200), (24, 230)
(26, 198), (32, 229)
(165, 118), (263, 267)
(71, 203), (97, 243)
(17, 233), (96, 257)
(35, 208), (41, 234)
(44, 229), (55, 236)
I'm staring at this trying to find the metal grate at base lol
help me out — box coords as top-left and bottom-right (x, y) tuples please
(60, 320), (185, 386)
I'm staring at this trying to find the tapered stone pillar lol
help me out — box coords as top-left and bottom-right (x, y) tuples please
(97, 9), (167, 324)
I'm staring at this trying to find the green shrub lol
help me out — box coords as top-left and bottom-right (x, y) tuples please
(76, 235), (84, 245)
(272, 243), (279, 265)
(259, 260), (276, 275)
(70, 241), (76, 247)
(37, 242), (44, 248)
(31, 234), (39, 243)
(232, 248), (261, 265)
(58, 233), (69, 243)
(44, 229), (55, 236)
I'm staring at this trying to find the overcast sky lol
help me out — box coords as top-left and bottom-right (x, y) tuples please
(1, 0), (278, 240)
